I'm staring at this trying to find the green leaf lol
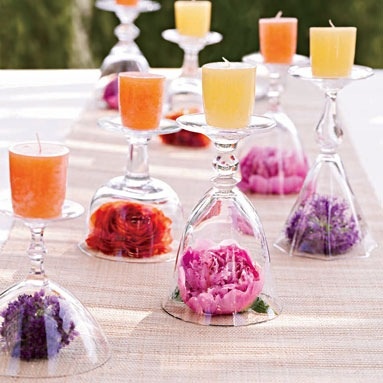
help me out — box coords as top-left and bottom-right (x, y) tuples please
(249, 297), (269, 314)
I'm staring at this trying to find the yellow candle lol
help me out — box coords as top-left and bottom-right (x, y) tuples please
(310, 24), (357, 78)
(174, 1), (211, 38)
(202, 62), (256, 129)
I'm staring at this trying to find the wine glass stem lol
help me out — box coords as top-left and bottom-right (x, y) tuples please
(27, 224), (47, 282)
(316, 90), (342, 154)
(180, 47), (201, 77)
(125, 137), (150, 183)
(267, 70), (282, 112)
(212, 140), (239, 190)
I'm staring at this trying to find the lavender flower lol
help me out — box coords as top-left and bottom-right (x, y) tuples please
(285, 194), (361, 255)
(0, 290), (78, 361)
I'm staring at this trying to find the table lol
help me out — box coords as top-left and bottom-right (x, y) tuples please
(0, 68), (382, 382)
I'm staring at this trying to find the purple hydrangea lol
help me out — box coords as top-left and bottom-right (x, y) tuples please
(238, 146), (309, 195)
(0, 290), (78, 361)
(285, 194), (361, 255)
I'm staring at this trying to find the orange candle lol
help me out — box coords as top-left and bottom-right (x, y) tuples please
(9, 142), (69, 219)
(119, 72), (165, 130)
(115, 0), (138, 6)
(259, 12), (297, 64)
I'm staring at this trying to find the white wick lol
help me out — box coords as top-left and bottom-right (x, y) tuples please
(275, 11), (283, 18)
(329, 19), (336, 27)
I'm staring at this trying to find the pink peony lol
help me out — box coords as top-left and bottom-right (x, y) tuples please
(238, 146), (309, 195)
(103, 77), (119, 110)
(178, 240), (264, 315)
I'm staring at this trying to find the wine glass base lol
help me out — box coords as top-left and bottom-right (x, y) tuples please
(80, 176), (182, 263)
(162, 293), (281, 327)
(0, 278), (110, 378)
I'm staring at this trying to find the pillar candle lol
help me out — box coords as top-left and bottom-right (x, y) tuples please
(116, 0), (138, 6)
(174, 1), (211, 38)
(9, 142), (69, 219)
(119, 72), (165, 130)
(202, 62), (256, 129)
(310, 25), (357, 77)
(259, 14), (297, 64)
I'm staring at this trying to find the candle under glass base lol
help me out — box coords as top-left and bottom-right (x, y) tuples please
(0, 200), (110, 378)
(274, 65), (377, 260)
(79, 117), (184, 263)
(162, 113), (282, 326)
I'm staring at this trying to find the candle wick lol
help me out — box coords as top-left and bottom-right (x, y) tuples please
(36, 132), (42, 154)
(222, 57), (230, 67)
(329, 19), (335, 27)
(275, 10), (283, 18)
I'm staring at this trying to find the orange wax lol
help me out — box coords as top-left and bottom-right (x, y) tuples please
(119, 72), (165, 130)
(259, 17), (297, 64)
(116, 0), (138, 6)
(9, 142), (69, 219)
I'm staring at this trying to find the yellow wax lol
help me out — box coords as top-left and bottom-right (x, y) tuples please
(202, 62), (256, 129)
(310, 26), (357, 78)
(174, 1), (211, 38)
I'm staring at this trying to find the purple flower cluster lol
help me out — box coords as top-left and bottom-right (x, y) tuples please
(238, 146), (308, 195)
(178, 240), (264, 315)
(0, 290), (78, 361)
(285, 194), (361, 255)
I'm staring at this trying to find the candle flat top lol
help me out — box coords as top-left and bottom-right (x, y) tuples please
(259, 17), (297, 23)
(9, 142), (69, 157)
(203, 62), (256, 70)
(119, 72), (165, 79)
(175, 1), (211, 5)
(310, 26), (357, 31)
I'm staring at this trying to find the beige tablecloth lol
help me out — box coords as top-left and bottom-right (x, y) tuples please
(0, 74), (382, 383)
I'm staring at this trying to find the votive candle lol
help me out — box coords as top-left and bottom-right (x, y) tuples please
(202, 62), (256, 129)
(310, 24), (357, 77)
(9, 142), (69, 219)
(174, 1), (211, 38)
(118, 72), (165, 130)
(259, 13), (298, 64)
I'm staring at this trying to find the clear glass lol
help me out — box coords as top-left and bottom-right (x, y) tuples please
(239, 53), (310, 195)
(96, 0), (161, 107)
(162, 114), (282, 326)
(162, 29), (222, 112)
(0, 200), (110, 378)
(79, 116), (184, 263)
(274, 65), (377, 260)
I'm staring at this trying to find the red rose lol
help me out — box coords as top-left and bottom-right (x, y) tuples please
(86, 201), (173, 258)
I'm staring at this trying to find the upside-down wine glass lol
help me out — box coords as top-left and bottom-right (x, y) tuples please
(0, 142), (110, 378)
(274, 65), (377, 260)
(96, 0), (160, 107)
(79, 72), (183, 263)
(162, 62), (282, 326)
(238, 13), (309, 195)
(162, 29), (222, 112)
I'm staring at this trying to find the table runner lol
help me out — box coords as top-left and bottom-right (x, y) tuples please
(0, 74), (382, 382)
